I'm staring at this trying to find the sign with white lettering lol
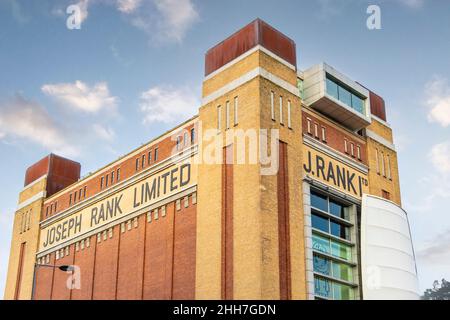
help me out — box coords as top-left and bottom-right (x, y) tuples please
(303, 147), (369, 197)
(39, 156), (197, 252)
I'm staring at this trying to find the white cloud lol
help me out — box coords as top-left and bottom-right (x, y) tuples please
(417, 228), (450, 265)
(430, 142), (450, 174)
(75, 0), (90, 24)
(153, 0), (199, 42)
(0, 95), (79, 157)
(425, 76), (450, 127)
(93, 123), (116, 141)
(117, 0), (142, 13)
(139, 85), (199, 124)
(127, 0), (199, 43)
(41, 80), (118, 114)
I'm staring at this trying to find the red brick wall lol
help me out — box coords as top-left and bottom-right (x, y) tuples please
(172, 198), (197, 299)
(34, 196), (197, 300)
(72, 235), (96, 300)
(34, 254), (55, 300)
(302, 111), (367, 165)
(92, 225), (120, 300)
(116, 215), (146, 300)
(277, 141), (291, 300)
(51, 245), (75, 300)
(221, 145), (233, 300)
(143, 203), (174, 299)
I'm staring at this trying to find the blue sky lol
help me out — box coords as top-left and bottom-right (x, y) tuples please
(1, 0), (449, 297)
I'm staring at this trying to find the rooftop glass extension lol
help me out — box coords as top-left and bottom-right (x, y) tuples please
(326, 75), (365, 116)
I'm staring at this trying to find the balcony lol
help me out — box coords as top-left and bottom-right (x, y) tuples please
(302, 63), (371, 131)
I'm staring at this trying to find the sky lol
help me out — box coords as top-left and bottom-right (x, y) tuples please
(0, 0), (449, 298)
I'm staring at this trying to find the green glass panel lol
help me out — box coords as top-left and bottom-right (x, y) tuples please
(312, 234), (330, 254)
(331, 240), (352, 261)
(332, 282), (354, 300)
(332, 262), (353, 282)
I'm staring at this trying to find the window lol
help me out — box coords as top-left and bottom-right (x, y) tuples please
(307, 118), (312, 135)
(111, 171), (114, 184)
(357, 145), (361, 160)
(344, 139), (348, 153)
(386, 154), (392, 179)
(270, 91), (275, 120)
(54, 202), (57, 212)
(83, 186), (87, 198)
(375, 148), (380, 174)
(381, 151), (386, 177)
(100, 177), (104, 189)
(148, 151), (152, 165)
(79, 189), (82, 200)
(311, 191), (328, 212)
(154, 147), (159, 161)
(142, 154), (146, 168)
(73, 192), (77, 203)
(105, 175), (109, 187)
(326, 78), (339, 100)
(314, 123), (319, 138)
(190, 128), (195, 144)
(234, 96), (238, 125)
(217, 105), (222, 131)
(184, 132), (189, 146)
(382, 189), (391, 200)
(279, 96), (284, 124)
(287, 100), (292, 128)
(117, 168), (121, 182)
(69, 194), (72, 206)
(226, 101), (230, 129)
(176, 136), (181, 150)
(310, 190), (356, 300)
(46, 206), (49, 217)
(135, 158), (139, 171)
(350, 143), (354, 157)
(326, 75), (366, 115)
(321, 127), (326, 142)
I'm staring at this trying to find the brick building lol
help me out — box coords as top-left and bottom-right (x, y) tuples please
(4, 19), (418, 300)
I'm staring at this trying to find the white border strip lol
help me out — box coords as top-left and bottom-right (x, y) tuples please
(202, 67), (299, 106)
(17, 191), (46, 211)
(366, 130), (396, 151)
(204, 45), (296, 81)
(21, 174), (47, 192)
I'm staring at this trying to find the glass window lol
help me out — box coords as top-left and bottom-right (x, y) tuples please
(312, 234), (330, 254)
(329, 200), (348, 220)
(117, 168), (120, 182)
(100, 177), (104, 189)
(311, 191), (328, 212)
(191, 128), (195, 144)
(154, 148), (158, 161)
(331, 221), (349, 240)
(184, 132), (189, 146)
(270, 91), (275, 120)
(332, 282), (354, 300)
(111, 171), (114, 184)
(312, 213), (329, 233)
(331, 240), (352, 261)
(135, 158), (139, 171)
(313, 255), (331, 276)
(338, 86), (352, 107)
(352, 94), (364, 114)
(326, 78), (339, 100)
(314, 277), (332, 299)
(234, 97), (238, 125)
(332, 262), (353, 282)
(217, 105), (222, 130)
(148, 151), (152, 164)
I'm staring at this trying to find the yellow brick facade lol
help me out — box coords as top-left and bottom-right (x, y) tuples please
(4, 178), (46, 300)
